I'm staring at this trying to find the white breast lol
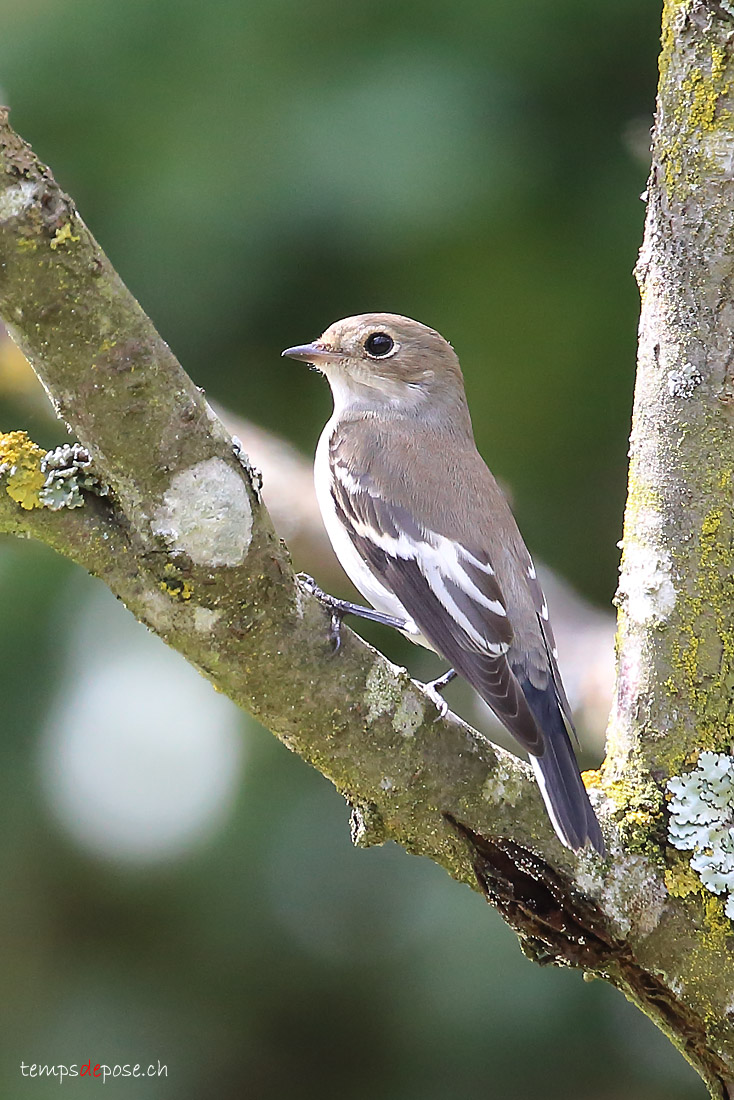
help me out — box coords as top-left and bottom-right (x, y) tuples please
(314, 418), (414, 626)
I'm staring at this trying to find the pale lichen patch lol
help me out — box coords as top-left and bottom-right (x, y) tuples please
(667, 362), (703, 398)
(669, 977), (684, 998)
(349, 801), (386, 847)
(0, 180), (37, 221)
(482, 756), (526, 807)
(365, 660), (404, 724)
(700, 127), (734, 177)
(667, 752), (734, 919)
(393, 691), (425, 738)
(38, 443), (109, 510)
(576, 843), (667, 938)
(138, 586), (178, 633)
(193, 606), (221, 634)
(151, 458), (252, 567)
(617, 541), (676, 624)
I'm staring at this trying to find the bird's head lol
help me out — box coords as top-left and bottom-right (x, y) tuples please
(282, 313), (467, 418)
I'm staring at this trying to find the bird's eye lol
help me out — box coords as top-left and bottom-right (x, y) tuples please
(364, 332), (395, 358)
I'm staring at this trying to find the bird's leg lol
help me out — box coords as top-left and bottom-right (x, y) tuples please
(298, 573), (410, 651)
(420, 667), (458, 719)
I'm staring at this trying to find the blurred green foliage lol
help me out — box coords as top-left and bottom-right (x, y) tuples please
(0, 1), (704, 1098)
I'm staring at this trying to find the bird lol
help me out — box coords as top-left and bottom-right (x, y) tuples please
(282, 313), (604, 854)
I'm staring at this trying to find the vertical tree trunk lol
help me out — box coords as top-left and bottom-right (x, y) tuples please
(610, 0), (734, 791)
(606, 2), (734, 1094)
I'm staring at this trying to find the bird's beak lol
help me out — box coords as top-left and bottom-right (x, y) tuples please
(281, 342), (341, 365)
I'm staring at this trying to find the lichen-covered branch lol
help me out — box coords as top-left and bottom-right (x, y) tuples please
(608, 0), (734, 797)
(3, 8), (734, 1087)
(603, 1), (734, 1094)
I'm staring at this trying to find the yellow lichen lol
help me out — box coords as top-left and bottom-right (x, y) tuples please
(668, 498), (734, 758)
(49, 222), (80, 250)
(658, 8), (734, 199)
(682, 68), (724, 133)
(0, 430), (45, 509)
(711, 43), (728, 85)
(604, 776), (634, 808)
(159, 562), (193, 601)
(602, 774), (666, 858)
(618, 468), (662, 542)
(702, 895), (732, 951)
(626, 809), (653, 828)
(661, 859), (734, 1019)
(664, 860), (701, 898)
(664, 860), (733, 952)
(657, 0), (682, 85)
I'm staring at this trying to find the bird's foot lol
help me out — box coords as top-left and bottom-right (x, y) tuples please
(298, 573), (349, 651)
(298, 573), (411, 653)
(420, 668), (458, 720)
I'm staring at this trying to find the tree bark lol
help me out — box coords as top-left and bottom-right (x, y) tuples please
(2, 3), (734, 1092)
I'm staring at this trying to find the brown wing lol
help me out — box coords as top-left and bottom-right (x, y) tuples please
(329, 466), (544, 754)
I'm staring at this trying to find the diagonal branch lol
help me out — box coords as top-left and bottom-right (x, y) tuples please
(0, 106), (571, 893)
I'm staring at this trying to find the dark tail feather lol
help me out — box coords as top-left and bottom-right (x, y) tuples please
(520, 681), (605, 855)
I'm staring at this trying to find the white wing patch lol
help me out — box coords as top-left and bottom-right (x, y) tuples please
(346, 518), (510, 655)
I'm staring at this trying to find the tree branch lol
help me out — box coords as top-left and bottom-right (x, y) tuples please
(0, 106), (565, 892)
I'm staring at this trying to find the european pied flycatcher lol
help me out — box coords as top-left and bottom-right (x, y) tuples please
(283, 313), (603, 854)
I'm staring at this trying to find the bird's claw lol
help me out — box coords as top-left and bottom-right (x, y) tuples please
(298, 573), (345, 653)
(421, 682), (450, 720)
(297, 572), (323, 600)
(327, 611), (343, 653)
(419, 668), (457, 721)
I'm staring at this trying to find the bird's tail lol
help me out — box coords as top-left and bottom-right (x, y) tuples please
(529, 741), (604, 854)
(521, 682), (605, 854)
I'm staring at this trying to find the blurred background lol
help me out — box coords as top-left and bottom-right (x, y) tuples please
(0, 1), (704, 1097)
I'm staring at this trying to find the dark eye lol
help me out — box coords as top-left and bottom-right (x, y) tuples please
(364, 332), (394, 358)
